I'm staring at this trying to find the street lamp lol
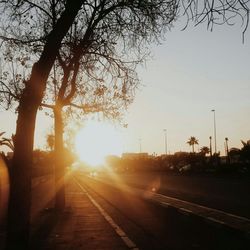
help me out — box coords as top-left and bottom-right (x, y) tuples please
(209, 136), (212, 157)
(211, 109), (217, 154)
(225, 137), (230, 164)
(163, 129), (167, 155)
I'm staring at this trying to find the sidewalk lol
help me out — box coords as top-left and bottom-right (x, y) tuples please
(30, 178), (131, 250)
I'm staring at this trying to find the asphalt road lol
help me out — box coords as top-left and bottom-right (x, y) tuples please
(76, 173), (250, 250)
(96, 172), (250, 219)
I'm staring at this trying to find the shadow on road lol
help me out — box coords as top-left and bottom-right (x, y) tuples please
(30, 208), (74, 250)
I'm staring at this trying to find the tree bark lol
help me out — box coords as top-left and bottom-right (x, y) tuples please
(6, 87), (40, 249)
(6, 1), (83, 248)
(54, 105), (66, 210)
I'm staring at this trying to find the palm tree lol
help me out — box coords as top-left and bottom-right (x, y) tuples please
(187, 136), (199, 153)
(240, 140), (250, 163)
(200, 146), (210, 156)
(241, 140), (250, 147)
(0, 132), (4, 140)
(0, 132), (14, 151)
(229, 147), (240, 163)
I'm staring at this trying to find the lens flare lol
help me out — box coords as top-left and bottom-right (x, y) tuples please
(0, 155), (9, 225)
(75, 121), (123, 167)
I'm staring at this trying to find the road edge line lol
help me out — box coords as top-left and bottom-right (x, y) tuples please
(74, 177), (139, 250)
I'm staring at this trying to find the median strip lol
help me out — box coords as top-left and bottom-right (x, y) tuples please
(87, 175), (250, 236)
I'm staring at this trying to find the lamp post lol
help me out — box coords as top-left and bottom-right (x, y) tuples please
(163, 129), (167, 155)
(209, 136), (212, 157)
(225, 137), (230, 164)
(211, 109), (217, 154)
(139, 138), (142, 153)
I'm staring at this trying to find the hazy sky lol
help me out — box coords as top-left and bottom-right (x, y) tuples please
(123, 22), (250, 155)
(1, 20), (249, 156)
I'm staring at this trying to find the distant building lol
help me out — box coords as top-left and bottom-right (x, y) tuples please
(122, 153), (149, 159)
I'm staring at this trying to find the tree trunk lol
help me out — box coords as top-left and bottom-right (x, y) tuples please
(6, 2), (83, 248)
(6, 91), (39, 249)
(54, 106), (66, 210)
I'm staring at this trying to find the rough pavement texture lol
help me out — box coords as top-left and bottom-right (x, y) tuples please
(30, 179), (129, 250)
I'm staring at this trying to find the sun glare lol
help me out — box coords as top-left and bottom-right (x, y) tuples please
(75, 121), (123, 167)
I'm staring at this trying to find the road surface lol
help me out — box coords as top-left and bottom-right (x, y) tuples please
(75, 172), (250, 250)
(96, 172), (250, 219)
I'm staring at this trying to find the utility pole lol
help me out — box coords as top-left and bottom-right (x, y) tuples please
(225, 137), (230, 164)
(211, 110), (217, 154)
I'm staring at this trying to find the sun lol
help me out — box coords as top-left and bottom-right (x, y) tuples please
(75, 121), (123, 166)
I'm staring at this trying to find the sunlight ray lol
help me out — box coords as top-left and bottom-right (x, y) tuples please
(75, 121), (123, 167)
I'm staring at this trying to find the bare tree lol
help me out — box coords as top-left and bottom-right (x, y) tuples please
(0, 1), (178, 248)
(181, 0), (249, 41)
(0, 5), (142, 211)
(43, 48), (139, 210)
(0, 2), (84, 248)
(1, 0), (249, 248)
(0, 41), (139, 209)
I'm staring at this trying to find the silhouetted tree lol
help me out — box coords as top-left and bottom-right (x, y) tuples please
(187, 136), (199, 153)
(0, 132), (14, 151)
(229, 147), (241, 156)
(1, 2), (84, 248)
(0, 39), (139, 209)
(1, 0), (249, 248)
(40, 24), (140, 209)
(0, 1), (178, 248)
(240, 140), (250, 163)
(46, 134), (55, 151)
(181, 0), (250, 41)
(200, 146), (210, 156)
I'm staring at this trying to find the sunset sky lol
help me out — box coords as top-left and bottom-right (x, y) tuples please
(1, 21), (250, 156)
(123, 22), (250, 155)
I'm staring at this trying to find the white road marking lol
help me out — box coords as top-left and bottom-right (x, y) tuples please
(153, 192), (250, 222)
(178, 207), (193, 215)
(88, 176), (250, 233)
(205, 217), (226, 226)
(74, 177), (139, 250)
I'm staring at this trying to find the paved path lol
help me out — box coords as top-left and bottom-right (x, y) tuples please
(30, 177), (135, 250)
